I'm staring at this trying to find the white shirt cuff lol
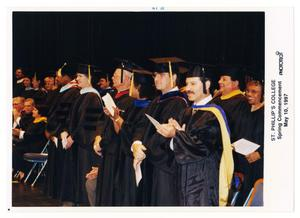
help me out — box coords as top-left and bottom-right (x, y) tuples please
(19, 130), (25, 140)
(170, 138), (174, 151)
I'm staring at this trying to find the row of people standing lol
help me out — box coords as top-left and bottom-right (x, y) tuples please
(15, 57), (263, 206)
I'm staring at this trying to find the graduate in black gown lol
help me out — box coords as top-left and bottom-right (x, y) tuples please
(132, 57), (189, 206)
(155, 65), (234, 206)
(212, 67), (250, 143)
(63, 64), (103, 205)
(235, 79), (264, 205)
(44, 64), (80, 201)
(212, 67), (251, 205)
(108, 68), (156, 206)
(94, 60), (135, 206)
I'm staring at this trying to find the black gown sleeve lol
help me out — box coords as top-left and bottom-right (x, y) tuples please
(173, 114), (222, 164)
(70, 93), (102, 150)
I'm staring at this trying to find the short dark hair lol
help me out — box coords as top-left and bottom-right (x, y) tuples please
(134, 74), (156, 100)
(246, 80), (264, 102)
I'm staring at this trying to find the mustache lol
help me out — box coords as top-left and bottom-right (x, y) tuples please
(186, 91), (195, 95)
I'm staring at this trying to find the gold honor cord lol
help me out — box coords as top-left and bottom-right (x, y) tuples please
(129, 71), (134, 97)
(88, 64), (91, 83)
(33, 116), (47, 124)
(168, 61), (173, 88)
(220, 89), (244, 100)
(194, 106), (234, 206)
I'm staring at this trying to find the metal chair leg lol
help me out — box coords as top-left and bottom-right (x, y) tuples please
(13, 171), (20, 179)
(31, 160), (48, 187)
(24, 162), (37, 183)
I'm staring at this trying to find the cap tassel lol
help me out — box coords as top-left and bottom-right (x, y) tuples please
(202, 67), (207, 94)
(129, 72), (134, 97)
(168, 61), (174, 87)
(57, 62), (67, 77)
(88, 64), (91, 83)
(33, 72), (37, 81)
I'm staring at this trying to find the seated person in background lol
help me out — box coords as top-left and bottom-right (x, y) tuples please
(95, 74), (115, 97)
(21, 76), (34, 99)
(44, 76), (56, 92)
(16, 98), (35, 131)
(12, 104), (48, 182)
(12, 97), (25, 128)
(13, 67), (25, 97)
(31, 73), (47, 105)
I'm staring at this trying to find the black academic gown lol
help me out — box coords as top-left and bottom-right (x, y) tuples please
(114, 99), (151, 206)
(21, 88), (35, 99)
(96, 91), (135, 206)
(134, 90), (188, 206)
(235, 106), (264, 205)
(212, 92), (251, 172)
(172, 105), (223, 206)
(44, 86), (80, 200)
(65, 89), (103, 205)
(13, 78), (25, 97)
(17, 112), (34, 131)
(31, 89), (47, 105)
(44, 89), (60, 115)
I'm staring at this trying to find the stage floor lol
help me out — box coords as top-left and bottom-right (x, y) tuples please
(12, 182), (61, 207)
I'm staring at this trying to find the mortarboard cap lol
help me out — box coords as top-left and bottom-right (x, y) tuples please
(218, 65), (242, 82)
(119, 62), (153, 96)
(114, 58), (138, 83)
(149, 57), (185, 87)
(76, 63), (95, 83)
(242, 67), (264, 85)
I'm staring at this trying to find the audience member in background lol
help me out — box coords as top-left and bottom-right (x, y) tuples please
(12, 97), (25, 128)
(15, 98), (35, 131)
(21, 76), (34, 99)
(13, 67), (25, 97)
(31, 73), (47, 105)
(44, 76), (56, 91)
(12, 105), (48, 182)
(96, 74), (114, 96)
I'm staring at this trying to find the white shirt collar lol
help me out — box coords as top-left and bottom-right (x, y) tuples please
(193, 95), (212, 106)
(25, 87), (33, 91)
(164, 86), (179, 94)
(80, 86), (100, 97)
(60, 83), (74, 93)
(16, 78), (24, 84)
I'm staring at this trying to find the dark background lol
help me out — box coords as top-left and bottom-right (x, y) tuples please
(13, 11), (264, 80)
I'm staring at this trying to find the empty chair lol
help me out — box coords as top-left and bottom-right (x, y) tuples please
(23, 140), (49, 187)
